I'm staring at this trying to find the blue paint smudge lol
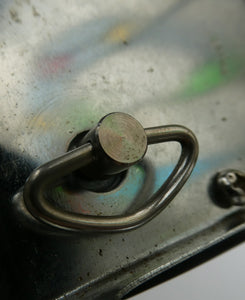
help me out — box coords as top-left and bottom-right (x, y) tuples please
(153, 150), (244, 192)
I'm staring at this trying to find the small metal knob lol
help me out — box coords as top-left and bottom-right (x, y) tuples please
(23, 112), (199, 232)
(211, 169), (245, 207)
(78, 112), (148, 179)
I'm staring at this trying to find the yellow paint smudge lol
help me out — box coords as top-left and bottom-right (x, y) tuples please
(105, 23), (135, 44)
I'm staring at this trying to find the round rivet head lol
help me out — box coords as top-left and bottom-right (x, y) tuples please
(98, 112), (147, 165)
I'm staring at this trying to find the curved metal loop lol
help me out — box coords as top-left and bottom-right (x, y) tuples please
(23, 125), (198, 232)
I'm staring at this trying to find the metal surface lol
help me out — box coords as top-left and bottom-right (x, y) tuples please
(0, 0), (245, 299)
(23, 112), (198, 231)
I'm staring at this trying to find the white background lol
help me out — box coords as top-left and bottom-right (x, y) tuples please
(131, 242), (245, 299)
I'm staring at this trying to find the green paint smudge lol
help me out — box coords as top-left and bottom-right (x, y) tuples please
(179, 57), (244, 99)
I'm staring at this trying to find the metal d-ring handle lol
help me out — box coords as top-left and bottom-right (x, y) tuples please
(23, 112), (198, 231)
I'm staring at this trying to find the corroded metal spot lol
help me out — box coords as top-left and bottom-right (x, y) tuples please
(98, 112), (147, 164)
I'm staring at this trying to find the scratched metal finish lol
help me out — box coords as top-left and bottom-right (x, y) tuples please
(0, 0), (245, 299)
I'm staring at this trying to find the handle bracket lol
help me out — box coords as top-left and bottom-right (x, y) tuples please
(23, 113), (199, 232)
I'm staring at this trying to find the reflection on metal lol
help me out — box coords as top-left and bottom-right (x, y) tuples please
(1, 0), (245, 299)
(23, 113), (198, 231)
